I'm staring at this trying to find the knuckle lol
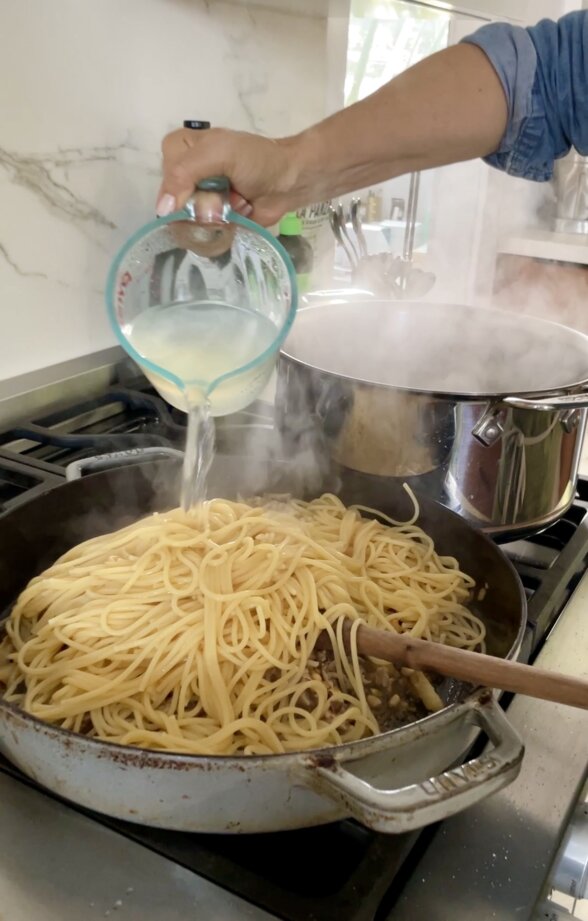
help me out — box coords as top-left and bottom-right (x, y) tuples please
(161, 128), (189, 156)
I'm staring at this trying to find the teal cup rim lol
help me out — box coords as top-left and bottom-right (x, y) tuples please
(105, 209), (298, 400)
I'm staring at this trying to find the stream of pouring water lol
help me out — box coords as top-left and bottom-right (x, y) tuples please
(180, 400), (215, 512)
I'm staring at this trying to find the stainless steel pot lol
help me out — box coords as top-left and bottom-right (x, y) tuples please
(0, 457), (525, 834)
(277, 301), (588, 540)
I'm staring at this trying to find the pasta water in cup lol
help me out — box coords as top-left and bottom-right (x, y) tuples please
(105, 178), (298, 417)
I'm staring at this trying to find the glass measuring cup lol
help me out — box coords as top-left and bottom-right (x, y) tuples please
(105, 178), (297, 416)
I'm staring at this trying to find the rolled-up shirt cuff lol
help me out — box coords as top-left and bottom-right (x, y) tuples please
(461, 23), (553, 181)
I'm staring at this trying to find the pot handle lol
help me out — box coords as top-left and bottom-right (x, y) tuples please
(503, 392), (588, 411)
(65, 447), (183, 481)
(299, 695), (523, 834)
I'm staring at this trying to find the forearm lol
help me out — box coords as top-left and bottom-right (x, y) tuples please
(158, 39), (509, 224)
(284, 43), (508, 206)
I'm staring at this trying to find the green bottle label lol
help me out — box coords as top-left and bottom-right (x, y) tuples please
(296, 272), (311, 294)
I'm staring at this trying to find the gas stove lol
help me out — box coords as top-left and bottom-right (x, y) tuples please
(0, 364), (586, 921)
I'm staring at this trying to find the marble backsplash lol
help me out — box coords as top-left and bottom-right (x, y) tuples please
(0, 0), (329, 381)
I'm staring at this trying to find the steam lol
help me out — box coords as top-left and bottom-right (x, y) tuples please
(202, 159), (588, 506)
(45, 159), (588, 534)
(209, 390), (334, 501)
(281, 300), (588, 396)
(487, 173), (588, 336)
(177, 158), (588, 506)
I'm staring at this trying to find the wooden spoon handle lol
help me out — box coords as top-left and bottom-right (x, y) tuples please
(354, 624), (588, 710)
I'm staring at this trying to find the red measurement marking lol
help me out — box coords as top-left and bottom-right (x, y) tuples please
(116, 271), (133, 319)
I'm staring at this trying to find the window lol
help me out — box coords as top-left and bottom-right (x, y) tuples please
(345, 0), (450, 106)
(342, 1), (451, 257)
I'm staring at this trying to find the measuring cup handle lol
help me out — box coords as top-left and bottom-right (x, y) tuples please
(182, 120), (231, 223)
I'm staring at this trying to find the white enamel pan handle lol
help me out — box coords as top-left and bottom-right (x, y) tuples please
(65, 447), (183, 481)
(298, 693), (523, 834)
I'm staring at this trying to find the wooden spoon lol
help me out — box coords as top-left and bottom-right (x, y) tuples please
(318, 621), (588, 710)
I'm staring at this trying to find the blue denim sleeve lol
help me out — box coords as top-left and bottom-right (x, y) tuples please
(461, 11), (588, 181)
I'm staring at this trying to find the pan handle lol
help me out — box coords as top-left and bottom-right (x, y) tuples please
(298, 695), (523, 834)
(503, 391), (588, 411)
(65, 447), (183, 481)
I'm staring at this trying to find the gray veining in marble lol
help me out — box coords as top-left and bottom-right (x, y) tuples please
(0, 0), (329, 380)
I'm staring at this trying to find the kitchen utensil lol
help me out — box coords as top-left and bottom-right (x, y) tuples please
(352, 253), (435, 299)
(328, 204), (357, 268)
(277, 300), (588, 539)
(319, 621), (588, 710)
(336, 201), (360, 264)
(396, 171), (429, 297)
(105, 183), (297, 417)
(400, 266), (436, 299)
(350, 197), (368, 258)
(348, 174), (435, 300)
(0, 457), (525, 834)
(401, 172), (420, 268)
(352, 252), (404, 296)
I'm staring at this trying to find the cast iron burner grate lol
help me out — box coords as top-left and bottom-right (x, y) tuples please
(0, 386), (274, 512)
(0, 388), (186, 479)
(0, 450), (63, 510)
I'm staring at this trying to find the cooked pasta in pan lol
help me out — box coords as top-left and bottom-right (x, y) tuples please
(0, 492), (484, 755)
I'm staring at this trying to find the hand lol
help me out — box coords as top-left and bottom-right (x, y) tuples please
(156, 127), (301, 226)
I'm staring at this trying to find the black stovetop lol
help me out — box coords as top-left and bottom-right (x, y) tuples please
(0, 383), (587, 921)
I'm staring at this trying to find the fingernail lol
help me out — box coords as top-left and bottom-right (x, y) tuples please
(239, 202), (254, 217)
(156, 193), (176, 217)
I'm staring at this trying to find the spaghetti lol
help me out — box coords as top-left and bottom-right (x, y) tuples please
(0, 493), (484, 755)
